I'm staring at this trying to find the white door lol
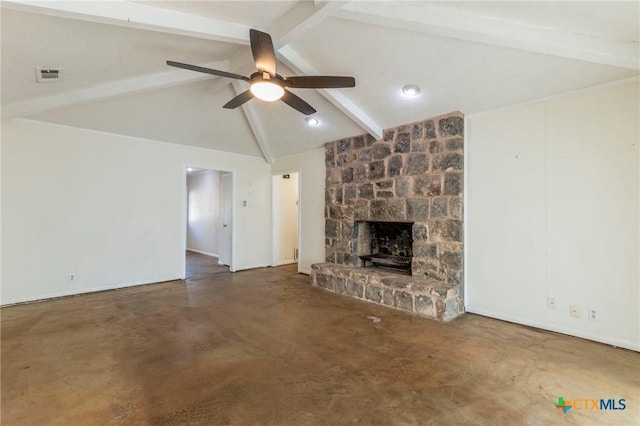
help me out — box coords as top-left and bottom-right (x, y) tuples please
(220, 173), (232, 266)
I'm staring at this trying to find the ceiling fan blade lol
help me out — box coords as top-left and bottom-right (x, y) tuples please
(167, 61), (250, 82)
(223, 90), (255, 109)
(285, 76), (356, 89)
(281, 90), (316, 115)
(249, 29), (276, 76)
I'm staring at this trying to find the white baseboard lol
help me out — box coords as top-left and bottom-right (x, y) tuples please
(234, 263), (270, 272)
(273, 259), (297, 266)
(465, 305), (640, 352)
(1, 277), (183, 307)
(186, 249), (219, 258)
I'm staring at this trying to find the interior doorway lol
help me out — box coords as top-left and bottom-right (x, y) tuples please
(184, 167), (234, 277)
(272, 171), (300, 269)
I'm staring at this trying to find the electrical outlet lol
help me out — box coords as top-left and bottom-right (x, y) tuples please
(588, 308), (599, 321)
(69, 273), (75, 281)
(570, 305), (581, 319)
(547, 297), (556, 309)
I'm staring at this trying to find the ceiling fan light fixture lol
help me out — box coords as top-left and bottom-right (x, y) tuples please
(402, 84), (421, 97)
(250, 81), (284, 102)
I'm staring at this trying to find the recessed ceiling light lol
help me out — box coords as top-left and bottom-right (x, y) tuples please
(402, 84), (421, 97)
(305, 117), (320, 126)
(187, 167), (194, 172)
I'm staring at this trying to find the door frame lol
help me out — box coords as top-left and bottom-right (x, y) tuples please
(271, 168), (302, 272)
(181, 165), (236, 277)
(219, 172), (233, 268)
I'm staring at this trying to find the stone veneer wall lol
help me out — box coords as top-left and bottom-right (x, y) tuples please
(324, 112), (464, 285)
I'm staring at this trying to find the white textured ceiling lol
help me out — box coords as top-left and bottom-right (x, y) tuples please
(1, 9), (239, 103)
(29, 82), (265, 156)
(289, 16), (636, 129)
(1, 1), (638, 162)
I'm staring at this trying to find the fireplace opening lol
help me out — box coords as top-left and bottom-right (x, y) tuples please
(357, 221), (413, 274)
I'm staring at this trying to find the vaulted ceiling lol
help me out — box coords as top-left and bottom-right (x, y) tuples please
(2, 1), (638, 162)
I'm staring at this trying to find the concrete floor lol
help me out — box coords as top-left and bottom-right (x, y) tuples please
(1, 258), (638, 425)
(185, 251), (229, 280)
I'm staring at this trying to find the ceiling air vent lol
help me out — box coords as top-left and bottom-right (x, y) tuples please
(35, 67), (62, 83)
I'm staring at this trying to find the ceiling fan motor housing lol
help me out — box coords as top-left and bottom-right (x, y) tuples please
(249, 72), (285, 86)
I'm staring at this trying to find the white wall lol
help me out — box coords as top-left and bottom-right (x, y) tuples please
(466, 80), (640, 350)
(1, 119), (272, 305)
(272, 172), (299, 266)
(272, 149), (325, 274)
(187, 170), (220, 257)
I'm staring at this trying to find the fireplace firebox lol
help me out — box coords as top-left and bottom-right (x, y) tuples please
(357, 221), (413, 274)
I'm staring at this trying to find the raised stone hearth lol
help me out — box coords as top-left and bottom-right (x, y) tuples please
(312, 263), (461, 321)
(312, 112), (465, 321)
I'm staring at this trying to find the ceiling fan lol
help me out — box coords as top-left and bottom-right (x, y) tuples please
(167, 29), (355, 116)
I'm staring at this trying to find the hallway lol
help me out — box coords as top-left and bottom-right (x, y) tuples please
(1, 261), (638, 425)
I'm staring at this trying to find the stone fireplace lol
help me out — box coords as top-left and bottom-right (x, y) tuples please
(311, 112), (465, 321)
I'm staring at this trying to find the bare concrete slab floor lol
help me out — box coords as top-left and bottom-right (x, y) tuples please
(185, 251), (229, 280)
(2, 263), (638, 425)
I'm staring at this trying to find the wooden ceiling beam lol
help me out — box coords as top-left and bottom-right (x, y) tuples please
(338, 2), (639, 70)
(2, 1), (250, 44)
(278, 46), (383, 140)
